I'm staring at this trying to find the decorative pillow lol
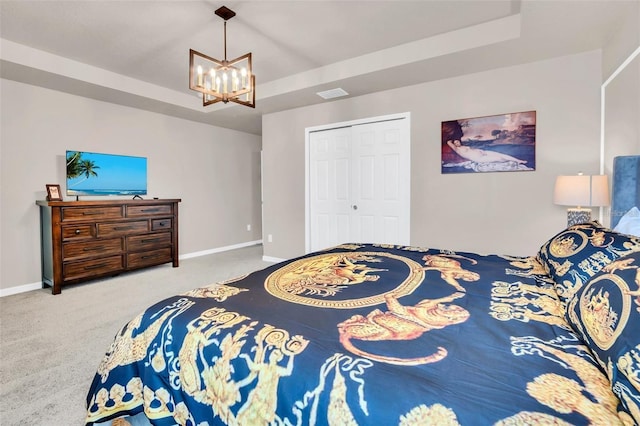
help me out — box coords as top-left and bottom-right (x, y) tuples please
(537, 221), (640, 306)
(565, 251), (640, 423)
(614, 206), (640, 237)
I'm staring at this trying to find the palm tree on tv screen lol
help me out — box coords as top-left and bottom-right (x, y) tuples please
(66, 151), (82, 178)
(67, 151), (100, 187)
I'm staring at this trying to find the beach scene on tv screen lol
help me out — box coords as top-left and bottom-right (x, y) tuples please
(66, 151), (147, 196)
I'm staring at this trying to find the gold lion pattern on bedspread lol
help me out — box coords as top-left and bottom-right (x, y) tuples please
(337, 292), (469, 366)
(86, 242), (639, 425)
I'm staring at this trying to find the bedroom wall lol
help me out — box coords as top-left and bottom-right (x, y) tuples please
(0, 79), (262, 295)
(603, 54), (639, 179)
(602, 3), (639, 200)
(262, 50), (602, 260)
(601, 2), (639, 81)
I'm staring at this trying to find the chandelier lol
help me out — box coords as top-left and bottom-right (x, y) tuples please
(189, 6), (255, 108)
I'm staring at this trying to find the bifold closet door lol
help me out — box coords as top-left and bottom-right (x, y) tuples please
(309, 126), (353, 251)
(350, 119), (410, 246)
(309, 118), (410, 251)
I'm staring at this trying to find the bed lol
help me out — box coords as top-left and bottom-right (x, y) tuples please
(611, 155), (640, 232)
(86, 157), (640, 426)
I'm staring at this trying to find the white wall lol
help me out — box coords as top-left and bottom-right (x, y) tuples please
(0, 79), (262, 293)
(603, 53), (640, 174)
(602, 2), (640, 191)
(262, 51), (603, 260)
(601, 2), (639, 80)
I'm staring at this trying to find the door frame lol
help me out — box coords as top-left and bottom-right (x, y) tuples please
(304, 112), (411, 253)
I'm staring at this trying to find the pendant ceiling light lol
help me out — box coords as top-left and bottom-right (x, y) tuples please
(189, 6), (255, 108)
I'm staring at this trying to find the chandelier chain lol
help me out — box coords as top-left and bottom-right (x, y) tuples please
(223, 21), (227, 62)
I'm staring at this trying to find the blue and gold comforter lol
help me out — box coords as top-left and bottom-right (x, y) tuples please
(86, 229), (640, 425)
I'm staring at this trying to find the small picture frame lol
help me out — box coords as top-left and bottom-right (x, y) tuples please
(46, 184), (63, 201)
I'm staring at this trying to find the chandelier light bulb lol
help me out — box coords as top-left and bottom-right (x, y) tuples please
(241, 67), (247, 88)
(196, 65), (203, 87)
(232, 69), (238, 91)
(204, 80), (211, 101)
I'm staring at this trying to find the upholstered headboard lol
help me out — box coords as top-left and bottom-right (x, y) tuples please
(611, 155), (640, 228)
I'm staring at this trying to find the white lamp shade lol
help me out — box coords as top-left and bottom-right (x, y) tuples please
(590, 175), (610, 206)
(554, 175), (590, 206)
(553, 174), (610, 207)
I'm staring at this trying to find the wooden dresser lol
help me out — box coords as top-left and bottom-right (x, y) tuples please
(36, 199), (181, 294)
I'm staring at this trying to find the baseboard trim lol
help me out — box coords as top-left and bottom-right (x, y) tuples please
(262, 255), (286, 263)
(0, 240), (265, 298)
(0, 282), (43, 298)
(179, 240), (263, 260)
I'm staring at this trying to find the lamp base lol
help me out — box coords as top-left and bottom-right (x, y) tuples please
(567, 208), (591, 227)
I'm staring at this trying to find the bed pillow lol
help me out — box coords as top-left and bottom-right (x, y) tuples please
(537, 221), (640, 306)
(614, 206), (640, 237)
(565, 251), (640, 423)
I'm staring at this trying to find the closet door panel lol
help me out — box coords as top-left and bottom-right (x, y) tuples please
(351, 119), (410, 246)
(309, 128), (353, 250)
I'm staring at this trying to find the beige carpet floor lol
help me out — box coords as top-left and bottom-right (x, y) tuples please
(0, 244), (271, 426)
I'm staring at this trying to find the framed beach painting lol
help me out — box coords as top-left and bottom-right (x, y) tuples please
(441, 110), (536, 174)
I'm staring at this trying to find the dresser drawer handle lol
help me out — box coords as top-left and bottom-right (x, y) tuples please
(157, 222), (168, 227)
(82, 211), (101, 215)
(84, 263), (107, 270)
(141, 208), (160, 213)
(114, 226), (136, 231)
(84, 246), (105, 252)
(141, 239), (160, 244)
(141, 254), (162, 260)
(75, 229), (82, 235)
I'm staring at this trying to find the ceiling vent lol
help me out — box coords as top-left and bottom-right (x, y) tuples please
(316, 88), (349, 100)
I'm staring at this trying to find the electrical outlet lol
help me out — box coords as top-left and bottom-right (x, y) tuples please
(268, 234), (273, 243)
(246, 224), (251, 231)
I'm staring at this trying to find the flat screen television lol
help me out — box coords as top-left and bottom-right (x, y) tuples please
(66, 150), (147, 197)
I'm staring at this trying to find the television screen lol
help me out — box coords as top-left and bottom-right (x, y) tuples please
(66, 151), (147, 196)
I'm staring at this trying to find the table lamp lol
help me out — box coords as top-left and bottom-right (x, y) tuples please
(553, 174), (610, 226)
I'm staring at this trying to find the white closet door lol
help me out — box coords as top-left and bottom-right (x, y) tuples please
(351, 119), (410, 245)
(309, 127), (353, 251)
(308, 117), (410, 251)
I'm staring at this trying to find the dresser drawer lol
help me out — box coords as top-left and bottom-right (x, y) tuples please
(61, 206), (123, 222)
(97, 220), (148, 237)
(62, 224), (95, 240)
(63, 255), (123, 281)
(152, 219), (172, 231)
(127, 204), (173, 217)
(127, 233), (171, 252)
(127, 248), (172, 269)
(63, 238), (123, 261)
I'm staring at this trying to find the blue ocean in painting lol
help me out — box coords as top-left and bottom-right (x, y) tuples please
(442, 140), (535, 174)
